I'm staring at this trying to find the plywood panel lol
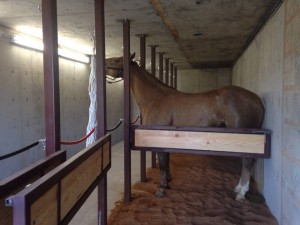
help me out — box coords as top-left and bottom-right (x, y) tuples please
(60, 149), (101, 219)
(135, 129), (265, 154)
(103, 142), (110, 169)
(30, 184), (58, 225)
(0, 197), (12, 225)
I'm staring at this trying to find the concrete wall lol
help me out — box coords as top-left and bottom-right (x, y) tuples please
(177, 68), (232, 93)
(0, 27), (124, 180)
(233, 1), (300, 224)
(282, 1), (300, 224)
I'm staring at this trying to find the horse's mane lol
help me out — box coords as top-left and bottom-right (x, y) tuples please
(130, 61), (177, 92)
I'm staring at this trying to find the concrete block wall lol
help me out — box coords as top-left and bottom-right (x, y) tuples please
(233, 1), (300, 224)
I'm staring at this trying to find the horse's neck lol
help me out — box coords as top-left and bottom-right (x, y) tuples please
(130, 63), (172, 110)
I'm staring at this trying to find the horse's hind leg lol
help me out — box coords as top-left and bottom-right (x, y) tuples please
(156, 152), (170, 198)
(235, 158), (255, 201)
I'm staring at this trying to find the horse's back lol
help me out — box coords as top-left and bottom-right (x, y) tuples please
(171, 85), (264, 128)
(142, 85), (264, 129)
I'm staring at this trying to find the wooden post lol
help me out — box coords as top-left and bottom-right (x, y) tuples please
(123, 19), (131, 202)
(95, 0), (107, 224)
(42, 0), (60, 156)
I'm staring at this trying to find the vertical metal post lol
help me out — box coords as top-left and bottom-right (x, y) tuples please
(136, 34), (147, 183)
(174, 66), (178, 90)
(158, 52), (164, 82)
(165, 58), (169, 85)
(149, 45), (157, 168)
(149, 45), (157, 77)
(170, 62), (174, 88)
(42, 0), (60, 156)
(137, 34), (146, 70)
(95, 1), (106, 138)
(123, 19), (131, 202)
(95, 0), (107, 224)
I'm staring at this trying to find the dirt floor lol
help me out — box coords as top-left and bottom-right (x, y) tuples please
(108, 154), (278, 225)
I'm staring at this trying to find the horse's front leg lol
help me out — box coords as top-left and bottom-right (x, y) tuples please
(156, 152), (171, 198)
(235, 157), (255, 201)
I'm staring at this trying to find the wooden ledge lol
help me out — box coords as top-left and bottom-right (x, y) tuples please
(131, 125), (271, 158)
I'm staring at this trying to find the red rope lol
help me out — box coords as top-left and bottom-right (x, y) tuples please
(131, 114), (140, 124)
(60, 128), (95, 145)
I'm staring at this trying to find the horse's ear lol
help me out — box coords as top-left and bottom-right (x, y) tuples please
(130, 52), (136, 61)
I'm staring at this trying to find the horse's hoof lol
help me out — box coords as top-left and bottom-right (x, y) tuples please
(155, 188), (166, 198)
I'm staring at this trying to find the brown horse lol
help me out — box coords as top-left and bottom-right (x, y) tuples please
(105, 53), (264, 201)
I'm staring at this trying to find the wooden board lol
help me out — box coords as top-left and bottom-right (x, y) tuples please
(132, 125), (271, 157)
(11, 134), (111, 225)
(103, 141), (110, 169)
(61, 149), (102, 219)
(31, 185), (58, 225)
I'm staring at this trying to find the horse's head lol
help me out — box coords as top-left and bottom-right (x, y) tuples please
(105, 53), (135, 78)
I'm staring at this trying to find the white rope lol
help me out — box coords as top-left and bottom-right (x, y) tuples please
(86, 55), (97, 147)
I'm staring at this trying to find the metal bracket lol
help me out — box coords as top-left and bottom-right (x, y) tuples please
(5, 196), (13, 207)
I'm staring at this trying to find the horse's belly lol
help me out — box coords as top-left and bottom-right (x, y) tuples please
(172, 118), (223, 127)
